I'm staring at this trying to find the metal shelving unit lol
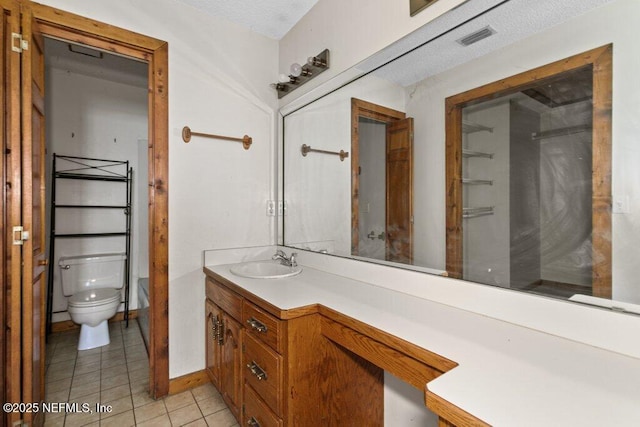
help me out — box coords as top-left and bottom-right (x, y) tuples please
(46, 154), (133, 335)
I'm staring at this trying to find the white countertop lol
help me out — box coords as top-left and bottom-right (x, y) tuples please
(205, 261), (640, 426)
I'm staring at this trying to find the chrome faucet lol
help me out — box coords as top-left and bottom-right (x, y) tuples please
(272, 249), (297, 267)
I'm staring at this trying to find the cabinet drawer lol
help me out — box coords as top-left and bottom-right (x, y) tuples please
(243, 301), (284, 352)
(244, 333), (283, 416)
(206, 278), (242, 322)
(243, 384), (283, 427)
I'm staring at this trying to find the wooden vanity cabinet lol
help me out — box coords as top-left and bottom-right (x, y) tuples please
(204, 270), (470, 426)
(205, 278), (243, 421)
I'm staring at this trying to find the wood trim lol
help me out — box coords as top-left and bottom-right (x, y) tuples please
(426, 389), (490, 427)
(148, 40), (170, 398)
(30, 2), (164, 52)
(445, 45), (612, 292)
(591, 45), (612, 298)
(322, 316), (443, 390)
(168, 370), (211, 395)
(319, 305), (457, 374)
(30, 4), (170, 399)
(445, 102), (463, 278)
(50, 310), (139, 333)
(351, 98), (406, 256)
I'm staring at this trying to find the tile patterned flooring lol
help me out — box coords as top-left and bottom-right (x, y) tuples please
(44, 321), (237, 427)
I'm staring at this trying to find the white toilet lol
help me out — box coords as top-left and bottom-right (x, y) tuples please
(58, 253), (126, 350)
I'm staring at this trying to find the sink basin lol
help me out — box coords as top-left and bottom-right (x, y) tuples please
(230, 261), (302, 279)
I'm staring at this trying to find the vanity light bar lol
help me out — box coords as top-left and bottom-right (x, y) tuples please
(271, 49), (330, 99)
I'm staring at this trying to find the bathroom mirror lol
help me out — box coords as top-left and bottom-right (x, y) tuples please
(282, 0), (640, 310)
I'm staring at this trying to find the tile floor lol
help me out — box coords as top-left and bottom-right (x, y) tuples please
(44, 320), (238, 427)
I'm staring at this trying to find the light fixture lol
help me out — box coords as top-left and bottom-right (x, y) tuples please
(271, 49), (329, 98)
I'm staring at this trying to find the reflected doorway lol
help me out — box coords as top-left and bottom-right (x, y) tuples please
(445, 45), (612, 298)
(351, 99), (414, 264)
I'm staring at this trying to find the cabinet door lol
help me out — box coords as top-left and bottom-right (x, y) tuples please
(205, 300), (222, 387)
(220, 313), (242, 421)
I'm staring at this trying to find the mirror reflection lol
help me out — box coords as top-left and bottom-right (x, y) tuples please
(283, 0), (640, 309)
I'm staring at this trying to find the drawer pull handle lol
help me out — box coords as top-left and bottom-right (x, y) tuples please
(208, 312), (217, 339)
(217, 317), (224, 346)
(246, 317), (268, 333)
(247, 417), (261, 427)
(246, 361), (268, 381)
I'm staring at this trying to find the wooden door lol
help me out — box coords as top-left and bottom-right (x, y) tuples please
(220, 313), (242, 421)
(2, 1), (23, 425)
(20, 7), (47, 426)
(205, 300), (222, 387)
(386, 118), (414, 263)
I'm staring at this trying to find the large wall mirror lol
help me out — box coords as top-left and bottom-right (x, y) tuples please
(282, 0), (640, 312)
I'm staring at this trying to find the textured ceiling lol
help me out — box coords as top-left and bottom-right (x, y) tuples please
(173, 0), (319, 40)
(45, 38), (148, 88)
(360, 0), (613, 87)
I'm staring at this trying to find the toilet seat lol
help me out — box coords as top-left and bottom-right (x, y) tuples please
(68, 288), (121, 308)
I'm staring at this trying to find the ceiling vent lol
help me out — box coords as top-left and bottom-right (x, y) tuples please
(456, 26), (496, 47)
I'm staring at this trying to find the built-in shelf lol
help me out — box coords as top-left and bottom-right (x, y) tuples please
(462, 178), (493, 185)
(462, 120), (493, 134)
(462, 149), (494, 159)
(531, 124), (591, 141)
(463, 206), (494, 218)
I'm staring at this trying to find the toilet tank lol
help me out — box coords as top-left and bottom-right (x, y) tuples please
(58, 253), (127, 296)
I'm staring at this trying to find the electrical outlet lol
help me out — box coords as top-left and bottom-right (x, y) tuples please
(266, 200), (276, 216)
(278, 200), (287, 216)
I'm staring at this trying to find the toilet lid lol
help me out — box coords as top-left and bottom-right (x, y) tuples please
(68, 288), (121, 307)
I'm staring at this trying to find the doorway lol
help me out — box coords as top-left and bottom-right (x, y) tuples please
(2, 3), (169, 425)
(351, 98), (414, 264)
(445, 45), (612, 298)
(44, 38), (149, 328)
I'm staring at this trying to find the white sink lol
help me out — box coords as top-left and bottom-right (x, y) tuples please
(230, 260), (302, 279)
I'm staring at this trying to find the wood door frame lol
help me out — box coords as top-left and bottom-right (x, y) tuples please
(3, 1), (23, 423)
(351, 98), (405, 255)
(20, 8), (47, 423)
(30, 2), (170, 397)
(445, 44), (612, 298)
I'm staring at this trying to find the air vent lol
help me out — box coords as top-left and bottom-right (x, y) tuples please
(457, 26), (496, 47)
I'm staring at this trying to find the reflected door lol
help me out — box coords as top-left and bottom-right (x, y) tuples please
(386, 118), (414, 263)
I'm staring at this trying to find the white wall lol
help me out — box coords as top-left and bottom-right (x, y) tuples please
(37, 0), (279, 378)
(278, 0), (468, 102)
(46, 68), (148, 322)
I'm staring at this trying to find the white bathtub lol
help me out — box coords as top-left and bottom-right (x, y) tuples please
(137, 278), (150, 349)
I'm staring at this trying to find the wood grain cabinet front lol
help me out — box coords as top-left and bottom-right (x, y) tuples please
(205, 279), (243, 422)
(243, 381), (284, 427)
(243, 332), (284, 417)
(243, 300), (284, 353)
